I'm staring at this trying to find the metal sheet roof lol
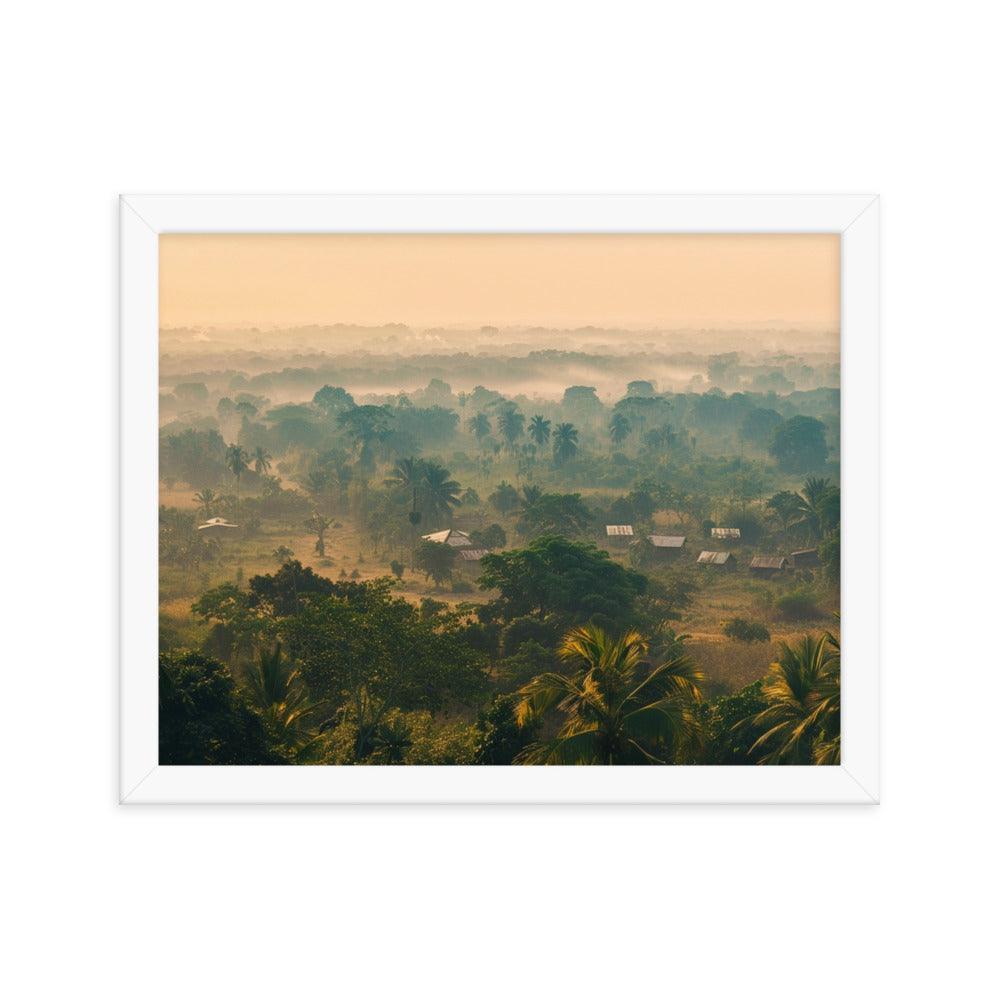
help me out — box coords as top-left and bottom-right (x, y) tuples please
(750, 555), (788, 569)
(605, 525), (634, 536)
(711, 527), (742, 538)
(421, 529), (473, 547)
(458, 548), (490, 561)
(698, 550), (734, 564)
(648, 535), (686, 548)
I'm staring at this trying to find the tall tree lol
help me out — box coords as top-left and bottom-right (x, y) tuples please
(528, 414), (551, 449)
(750, 633), (840, 764)
(252, 446), (272, 476)
(225, 444), (249, 527)
(467, 412), (491, 448)
(552, 422), (579, 465)
(608, 412), (631, 450)
(193, 488), (217, 518)
(306, 512), (333, 557)
(497, 407), (525, 451)
(515, 625), (702, 764)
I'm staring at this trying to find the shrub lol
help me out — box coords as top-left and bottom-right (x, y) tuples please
(451, 579), (474, 594)
(389, 559), (405, 580)
(722, 618), (771, 642)
(775, 587), (822, 621)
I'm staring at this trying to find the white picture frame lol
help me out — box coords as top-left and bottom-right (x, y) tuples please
(120, 194), (879, 804)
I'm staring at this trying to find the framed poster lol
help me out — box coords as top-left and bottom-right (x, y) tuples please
(120, 195), (879, 803)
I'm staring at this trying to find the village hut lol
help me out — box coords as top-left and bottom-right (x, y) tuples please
(711, 527), (742, 541)
(647, 535), (686, 560)
(458, 548), (490, 565)
(697, 550), (737, 569)
(749, 555), (789, 577)
(196, 517), (240, 537)
(421, 528), (473, 548)
(605, 524), (634, 547)
(791, 548), (820, 568)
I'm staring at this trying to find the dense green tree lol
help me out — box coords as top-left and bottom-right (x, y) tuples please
(769, 415), (829, 472)
(415, 538), (457, 587)
(699, 681), (769, 764)
(193, 487), (217, 518)
(282, 580), (485, 759)
(159, 650), (285, 764)
(489, 480), (520, 515)
(477, 535), (647, 631)
(474, 695), (540, 764)
(246, 559), (336, 616)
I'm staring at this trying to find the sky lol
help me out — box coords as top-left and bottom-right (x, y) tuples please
(159, 233), (840, 331)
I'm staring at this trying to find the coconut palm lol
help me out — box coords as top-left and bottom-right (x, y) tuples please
(528, 414), (551, 449)
(467, 412), (491, 448)
(497, 407), (525, 451)
(224, 444), (249, 531)
(750, 632), (840, 764)
(608, 412), (631, 450)
(521, 484), (543, 508)
(552, 422), (579, 465)
(252, 446), (272, 476)
(245, 643), (318, 751)
(515, 625), (703, 764)
(421, 461), (462, 526)
(193, 488), (217, 518)
(791, 476), (837, 540)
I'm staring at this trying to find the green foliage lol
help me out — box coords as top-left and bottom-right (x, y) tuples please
(699, 681), (769, 764)
(477, 535), (648, 632)
(515, 625), (703, 765)
(247, 559), (336, 616)
(751, 633), (840, 764)
(775, 587), (822, 621)
(159, 650), (286, 764)
(489, 480), (520, 515)
(389, 559), (405, 580)
(474, 695), (541, 764)
(769, 415), (829, 472)
(721, 618), (771, 642)
(415, 538), (457, 585)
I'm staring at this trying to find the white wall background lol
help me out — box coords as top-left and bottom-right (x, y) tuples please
(3, 2), (995, 996)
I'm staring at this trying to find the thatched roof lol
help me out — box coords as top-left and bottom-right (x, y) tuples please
(698, 550), (735, 565)
(421, 529), (473, 547)
(605, 525), (634, 536)
(711, 527), (741, 539)
(750, 555), (789, 570)
(648, 535), (686, 548)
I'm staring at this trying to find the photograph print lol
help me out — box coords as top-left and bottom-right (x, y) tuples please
(158, 233), (841, 767)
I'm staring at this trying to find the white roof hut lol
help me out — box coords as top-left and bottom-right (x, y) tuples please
(711, 527), (741, 540)
(196, 517), (240, 535)
(421, 528), (473, 548)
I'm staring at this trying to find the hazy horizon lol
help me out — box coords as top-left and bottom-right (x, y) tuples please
(160, 233), (840, 339)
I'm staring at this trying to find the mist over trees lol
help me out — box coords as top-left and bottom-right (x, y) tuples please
(159, 328), (840, 766)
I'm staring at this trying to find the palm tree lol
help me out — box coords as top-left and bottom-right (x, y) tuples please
(521, 484), (542, 508)
(608, 412), (631, 450)
(252, 446), (272, 476)
(467, 412), (491, 448)
(750, 632), (840, 764)
(193, 488), (217, 518)
(224, 444), (249, 536)
(497, 407), (525, 451)
(515, 625), (703, 764)
(245, 643), (318, 752)
(306, 512), (333, 557)
(421, 461), (462, 526)
(792, 476), (835, 540)
(386, 458), (426, 567)
(528, 414), (551, 449)
(552, 422), (579, 466)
